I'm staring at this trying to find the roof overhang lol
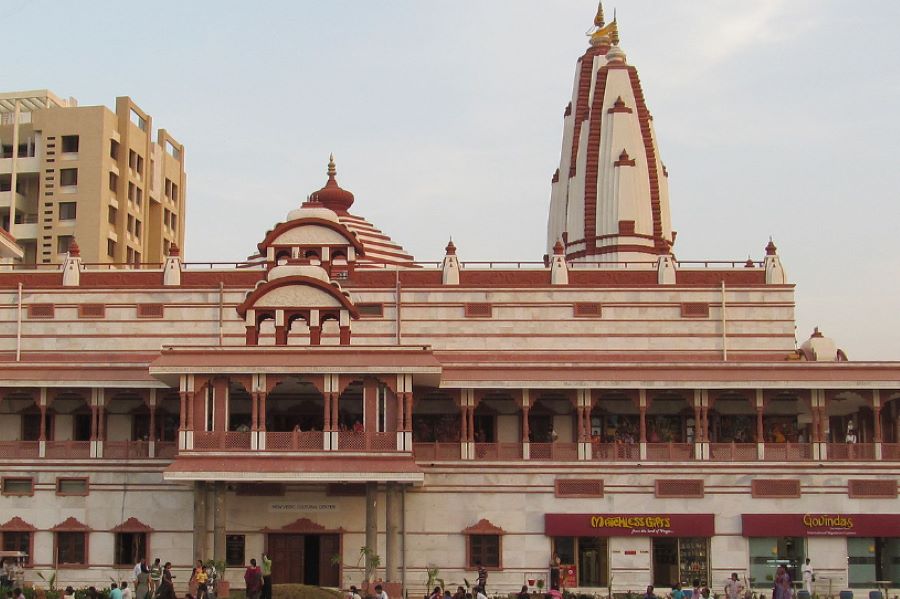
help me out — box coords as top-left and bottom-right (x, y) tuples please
(150, 345), (443, 387)
(164, 455), (424, 484)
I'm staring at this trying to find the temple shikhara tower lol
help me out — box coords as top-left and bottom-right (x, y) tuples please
(0, 4), (898, 597)
(548, 6), (673, 263)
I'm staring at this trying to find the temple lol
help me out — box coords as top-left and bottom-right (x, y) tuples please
(0, 4), (898, 596)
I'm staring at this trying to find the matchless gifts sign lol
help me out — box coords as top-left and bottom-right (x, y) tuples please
(545, 513), (716, 537)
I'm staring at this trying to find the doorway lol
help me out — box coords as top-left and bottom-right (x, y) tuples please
(268, 534), (340, 586)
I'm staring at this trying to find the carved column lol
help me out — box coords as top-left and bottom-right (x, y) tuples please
(405, 392), (413, 431)
(323, 391), (332, 431)
(639, 406), (647, 443)
(90, 404), (98, 441)
(39, 404), (47, 442)
(251, 391), (259, 431)
(460, 405), (468, 443)
(522, 404), (530, 442)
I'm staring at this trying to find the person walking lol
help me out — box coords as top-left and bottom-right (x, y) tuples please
(262, 554), (273, 599)
(725, 573), (744, 599)
(801, 559), (815, 594)
(475, 562), (487, 593)
(245, 559), (263, 599)
(549, 552), (562, 590)
(136, 564), (151, 599)
(149, 559), (163, 598)
(122, 582), (133, 599)
(158, 562), (176, 599)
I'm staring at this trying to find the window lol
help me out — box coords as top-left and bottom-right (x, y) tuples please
(226, 535), (245, 567)
(109, 172), (118, 192)
(171, 182), (178, 202)
(749, 537), (804, 588)
(3, 531), (31, 559)
(61, 135), (79, 153)
(165, 140), (181, 161)
(163, 209), (171, 228)
(171, 213), (178, 232)
(130, 109), (147, 131)
(127, 248), (134, 263)
(135, 220), (142, 239)
(107, 239), (117, 258)
(114, 532), (146, 566)
(468, 534), (500, 568)
(2, 478), (34, 496)
(108, 206), (117, 225)
(128, 182), (135, 203)
(848, 538), (900, 588)
(127, 214), (134, 234)
(136, 187), (143, 206)
(56, 532), (86, 566)
(57, 478), (88, 496)
(59, 202), (77, 221)
(57, 235), (75, 254)
(60, 168), (78, 187)
(652, 537), (709, 588)
(110, 139), (120, 160)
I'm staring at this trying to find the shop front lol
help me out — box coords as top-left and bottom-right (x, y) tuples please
(742, 514), (900, 589)
(545, 514), (715, 589)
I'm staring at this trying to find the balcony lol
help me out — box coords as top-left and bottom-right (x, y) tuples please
(0, 191), (26, 208)
(104, 440), (151, 459)
(0, 441), (39, 458)
(45, 440), (91, 459)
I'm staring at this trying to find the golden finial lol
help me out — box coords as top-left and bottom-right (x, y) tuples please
(594, 1), (605, 27)
(327, 153), (336, 178)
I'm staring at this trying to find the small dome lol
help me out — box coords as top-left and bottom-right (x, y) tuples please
(267, 263), (331, 284)
(799, 327), (846, 362)
(308, 155), (354, 212)
(606, 45), (626, 64)
(285, 205), (340, 223)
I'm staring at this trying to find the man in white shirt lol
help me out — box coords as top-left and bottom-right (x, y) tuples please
(121, 582), (133, 599)
(725, 573), (744, 599)
(133, 558), (145, 582)
(374, 584), (389, 599)
(475, 588), (488, 599)
(801, 558), (815, 593)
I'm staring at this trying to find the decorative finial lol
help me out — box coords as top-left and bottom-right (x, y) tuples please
(744, 256), (754, 268)
(812, 327), (823, 338)
(765, 237), (777, 256)
(167, 242), (181, 257)
(553, 239), (565, 255)
(610, 9), (620, 45)
(327, 154), (336, 178)
(445, 237), (457, 256)
(594, 1), (605, 27)
(68, 238), (80, 258)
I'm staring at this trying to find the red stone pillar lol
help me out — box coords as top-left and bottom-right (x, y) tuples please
(639, 406), (647, 443)
(576, 406), (584, 442)
(98, 404), (106, 441)
(467, 406), (475, 442)
(258, 392), (267, 432)
(39, 404), (47, 441)
(149, 404), (157, 441)
(187, 390), (196, 430)
(405, 392), (413, 431)
(251, 392), (259, 431)
(324, 391), (332, 431)
(522, 405), (530, 442)
(460, 405), (468, 442)
(395, 392), (404, 433)
(693, 403), (701, 443)
(310, 326), (322, 346)
(330, 392), (339, 431)
(90, 404), (98, 441)
(874, 405), (883, 443)
(700, 406), (709, 442)
(179, 391), (187, 431)
(756, 405), (765, 443)
(245, 326), (258, 346)
(339, 326), (351, 346)
(275, 325), (287, 346)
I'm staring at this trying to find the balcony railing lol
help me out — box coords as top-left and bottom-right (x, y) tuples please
(473, 442), (523, 460)
(709, 443), (759, 461)
(828, 443), (876, 460)
(413, 442), (462, 460)
(530, 442), (578, 461)
(591, 442), (641, 461)
(265, 431), (324, 452)
(45, 441), (90, 459)
(104, 440), (150, 459)
(193, 431), (252, 451)
(763, 442), (813, 461)
(0, 441), (39, 458)
(336, 431), (396, 451)
(646, 442), (695, 461)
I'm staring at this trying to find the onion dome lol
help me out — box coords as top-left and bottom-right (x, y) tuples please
(799, 327), (847, 362)
(307, 154), (355, 213)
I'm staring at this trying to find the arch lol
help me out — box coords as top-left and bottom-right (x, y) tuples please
(257, 219), (365, 256)
(237, 275), (359, 319)
(286, 311), (311, 347)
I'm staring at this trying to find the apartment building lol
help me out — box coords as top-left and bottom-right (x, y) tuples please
(0, 90), (186, 265)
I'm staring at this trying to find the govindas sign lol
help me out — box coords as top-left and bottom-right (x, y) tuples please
(742, 514), (900, 537)
(545, 514), (715, 537)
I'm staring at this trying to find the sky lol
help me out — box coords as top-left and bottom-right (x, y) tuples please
(5, 0), (900, 360)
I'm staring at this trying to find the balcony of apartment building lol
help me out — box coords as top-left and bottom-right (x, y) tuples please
(0, 388), (179, 460)
(0, 136), (41, 174)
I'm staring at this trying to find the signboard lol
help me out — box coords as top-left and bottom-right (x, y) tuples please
(268, 502), (339, 513)
(544, 513), (715, 537)
(741, 514), (900, 537)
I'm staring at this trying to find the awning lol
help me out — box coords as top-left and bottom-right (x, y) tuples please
(742, 514), (900, 537)
(545, 513), (715, 537)
(164, 454), (424, 484)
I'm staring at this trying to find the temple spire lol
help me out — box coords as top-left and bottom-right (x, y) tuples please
(589, 4), (620, 47)
(594, 1), (605, 28)
(327, 153), (336, 178)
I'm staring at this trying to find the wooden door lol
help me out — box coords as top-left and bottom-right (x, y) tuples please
(268, 534), (305, 584)
(318, 534), (341, 587)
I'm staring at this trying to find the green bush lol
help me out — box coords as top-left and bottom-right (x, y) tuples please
(272, 584), (343, 599)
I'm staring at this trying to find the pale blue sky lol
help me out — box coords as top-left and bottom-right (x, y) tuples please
(5, 1), (900, 360)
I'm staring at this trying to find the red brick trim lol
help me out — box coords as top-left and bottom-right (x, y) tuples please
(0, 516), (37, 531)
(607, 96), (633, 114)
(51, 517), (91, 531)
(111, 517), (154, 532)
(462, 519), (506, 535)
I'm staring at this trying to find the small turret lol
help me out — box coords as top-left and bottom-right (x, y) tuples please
(62, 238), (82, 287)
(163, 243), (182, 286)
(764, 238), (787, 284)
(441, 238), (460, 285)
(550, 240), (568, 285)
(656, 254), (676, 285)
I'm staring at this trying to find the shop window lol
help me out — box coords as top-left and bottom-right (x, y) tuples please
(114, 532), (147, 566)
(748, 537), (804, 588)
(56, 532), (86, 565)
(652, 537), (709, 588)
(848, 537), (900, 587)
(552, 536), (608, 588)
(468, 534), (500, 568)
(60, 168), (78, 187)
(226, 535), (245, 567)
(61, 135), (79, 153)
(2, 478), (34, 496)
(57, 478), (89, 496)
(2, 531), (32, 564)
